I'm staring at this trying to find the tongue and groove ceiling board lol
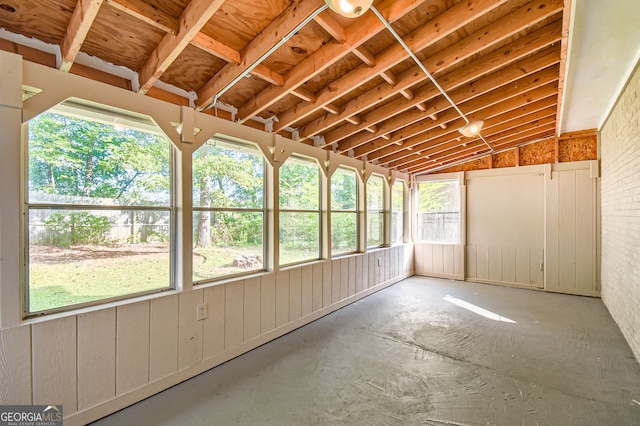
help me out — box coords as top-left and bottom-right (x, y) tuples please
(0, 0), (574, 173)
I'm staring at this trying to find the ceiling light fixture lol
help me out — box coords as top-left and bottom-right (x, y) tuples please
(458, 120), (484, 137)
(325, 0), (373, 18)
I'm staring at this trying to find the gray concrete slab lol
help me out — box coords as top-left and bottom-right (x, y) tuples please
(93, 277), (640, 425)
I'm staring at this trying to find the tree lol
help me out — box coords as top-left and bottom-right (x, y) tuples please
(192, 143), (263, 248)
(28, 111), (171, 246)
(29, 112), (170, 202)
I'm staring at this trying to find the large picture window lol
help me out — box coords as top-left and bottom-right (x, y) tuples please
(418, 180), (460, 244)
(331, 167), (358, 256)
(366, 174), (385, 248)
(279, 156), (321, 265)
(192, 139), (265, 282)
(391, 180), (406, 245)
(26, 100), (173, 314)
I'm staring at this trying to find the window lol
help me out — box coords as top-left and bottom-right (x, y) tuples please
(418, 180), (460, 244)
(192, 139), (265, 282)
(366, 174), (385, 248)
(391, 180), (405, 245)
(279, 156), (321, 265)
(331, 167), (358, 256)
(26, 100), (173, 314)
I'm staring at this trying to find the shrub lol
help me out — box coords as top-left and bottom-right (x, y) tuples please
(44, 211), (112, 246)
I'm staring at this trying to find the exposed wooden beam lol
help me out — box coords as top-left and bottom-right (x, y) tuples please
(138, 0), (225, 94)
(387, 90), (558, 168)
(275, 0), (515, 133)
(59, 0), (105, 72)
(336, 47), (561, 153)
(322, 103), (342, 115)
(380, 71), (397, 85)
(558, 129), (598, 139)
(313, 11), (346, 43)
(352, 46), (376, 67)
(411, 126), (556, 174)
(400, 89), (414, 100)
(234, 0), (425, 121)
(191, 32), (240, 64)
(105, 0), (177, 34)
(292, 87), (317, 103)
(196, 0), (326, 110)
(555, 0), (572, 136)
(345, 115), (361, 125)
(300, 1), (563, 139)
(378, 95), (558, 165)
(106, 0), (286, 89)
(354, 81), (557, 161)
(252, 65), (285, 87)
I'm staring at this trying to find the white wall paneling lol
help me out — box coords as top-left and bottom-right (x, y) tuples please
(32, 316), (77, 412)
(260, 273), (276, 334)
(203, 285), (225, 360)
(466, 167), (545, 288)
(0, 325), (32, 404)
(289, 268), (302, 322)
(311, 263), (323, 312)
(275, 270), (290, 328)
(244, 277), (262, 342)
(149, 295), (179, 381)
(77, 308), (116, 410)
(178, 289), (204, 370)
(545, 162), (599, 296)
(300, 265), (313, 318)
(116, 301), (150, 395)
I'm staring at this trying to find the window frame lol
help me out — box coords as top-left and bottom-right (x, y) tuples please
(391, 179), (406, 245)
(23, 101), (176, 317)
(366, 173), (386, 249)
(278, 155), (323, 266)
(417, 178), (461, 245)
(191, 137), (268, 284)
(330, 166), (359, 257)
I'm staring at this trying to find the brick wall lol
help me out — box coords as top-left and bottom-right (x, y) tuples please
(600, 62), (640, 361)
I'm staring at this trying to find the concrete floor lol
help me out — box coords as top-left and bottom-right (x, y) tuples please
(94, 277), (640, 425)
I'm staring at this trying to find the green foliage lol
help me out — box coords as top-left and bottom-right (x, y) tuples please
(44, 211), (112, 246)
(192, 142), (264, 248)
(192, 143), (263, 209)
(367, 175), (384, 209)
(279, 157), (320, 210)
(331, 168), (357, 210)
(28, 112), (170, 203)
(418, 181), (459, 212)
(331, 212), (357, 254)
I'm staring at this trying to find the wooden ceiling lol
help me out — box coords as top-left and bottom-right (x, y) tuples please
(0, 0), (568, 174)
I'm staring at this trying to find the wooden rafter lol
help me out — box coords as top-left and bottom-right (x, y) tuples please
(390, 85), (559, 169)
(385, 97), (559, 168)
(60, 0), (105, 72)
(137, 0), (226, 94)
(233, 0), (426, 121)
(377, 96), (559, 166)
(196, 0), (326, 111)
(300, 0), (563, 141)
(410, 126), (556, 174)
(336, 47), (562, 154)
(276, 0), (517, 133)
(105, 0), (177, 34)
(191, 32), (241, 64)
(313, 11), (345, 42)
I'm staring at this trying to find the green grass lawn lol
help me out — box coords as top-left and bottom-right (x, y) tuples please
(29, 244), (321, 312)
(29, 252), (170, 312)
